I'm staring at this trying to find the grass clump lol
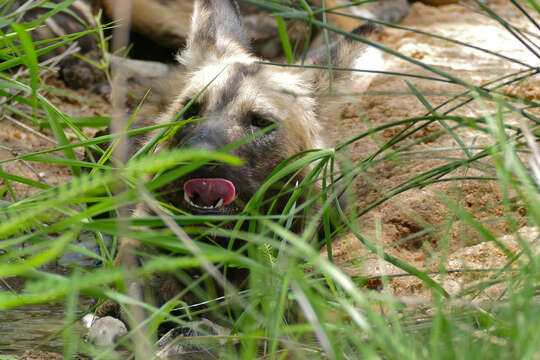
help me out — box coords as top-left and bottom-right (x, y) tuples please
(1, 0), (540, 359)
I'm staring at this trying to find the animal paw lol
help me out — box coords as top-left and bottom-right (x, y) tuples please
(156, 318), (232, 359)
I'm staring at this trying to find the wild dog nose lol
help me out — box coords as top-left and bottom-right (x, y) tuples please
(177, 129), (226, 152)
(174, 117), (230, 151)
(183, 140), (219, 152)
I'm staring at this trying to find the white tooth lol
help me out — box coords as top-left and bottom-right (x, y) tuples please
(184, 192), (225, 210)
(184, 193), (198, 208)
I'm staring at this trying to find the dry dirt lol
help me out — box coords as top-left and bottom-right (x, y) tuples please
(1, 0), (539, 307)
(0, 76), (109, 199)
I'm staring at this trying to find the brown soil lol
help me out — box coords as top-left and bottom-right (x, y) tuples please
(0, 77), (109, 199)
(1, 0), (538, 308)
(18, 351), (64, 360)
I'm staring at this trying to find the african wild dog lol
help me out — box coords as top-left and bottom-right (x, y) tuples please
(90, 0), (386, 333)
(10, 0), (388, 344)
(111, 0), (389, 232)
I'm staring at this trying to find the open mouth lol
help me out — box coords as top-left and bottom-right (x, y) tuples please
(183, 178), (236, 211)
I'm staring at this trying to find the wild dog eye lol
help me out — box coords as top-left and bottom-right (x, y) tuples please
(249, 114), (274, 128)
(181, 99), (201, 120)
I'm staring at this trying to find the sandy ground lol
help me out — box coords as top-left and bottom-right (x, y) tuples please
(2, 0), (539, 310)
(326, 0), (540, 302)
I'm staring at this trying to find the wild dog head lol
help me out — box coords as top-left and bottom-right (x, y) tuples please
(153, 0), (383, 216)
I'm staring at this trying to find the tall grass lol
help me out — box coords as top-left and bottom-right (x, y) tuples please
(1, 0), (540, 359)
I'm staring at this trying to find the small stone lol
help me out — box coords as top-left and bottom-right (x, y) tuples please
(87, 316), (127, 347)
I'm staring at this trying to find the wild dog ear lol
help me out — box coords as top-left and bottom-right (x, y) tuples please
(305, 23), (384, 106)
(179, 0), (251, 66)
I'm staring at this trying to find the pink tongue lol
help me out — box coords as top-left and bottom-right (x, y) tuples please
(184, 178), (236, 207)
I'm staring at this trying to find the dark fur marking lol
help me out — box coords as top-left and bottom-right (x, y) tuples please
(307, 41), (341, 67)
(350, 22), (382, 39)
(211, 62), (261, 113)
